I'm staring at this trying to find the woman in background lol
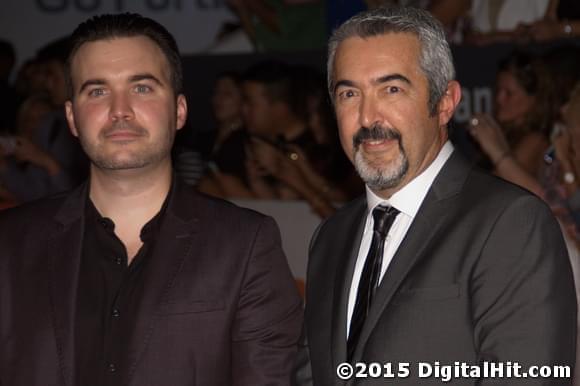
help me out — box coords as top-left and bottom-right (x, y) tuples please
(196, 72), (254, 197)
(471, 51), (553, 176)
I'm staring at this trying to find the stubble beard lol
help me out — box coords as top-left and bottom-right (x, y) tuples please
(352, 125), (409, 191)
(78, 121), (173, 171)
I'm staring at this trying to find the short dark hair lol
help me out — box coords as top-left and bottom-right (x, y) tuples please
(242, 61), (308, 121)
(65, 13), (183, 98)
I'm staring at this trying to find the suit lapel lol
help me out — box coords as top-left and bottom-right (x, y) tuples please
(352, 153), (471, 361)
(48, 183), (88, 386)
(330, 199), (367, 364)
(125, 181), (200, 385)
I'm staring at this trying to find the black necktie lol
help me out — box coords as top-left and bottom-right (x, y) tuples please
(347, 205), (400, 362)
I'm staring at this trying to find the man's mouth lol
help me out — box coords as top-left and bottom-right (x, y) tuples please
(354, 125), (401, 151)
(105, 130), (142, 138)
(360, 138), (398, 153)
(365, 139), (392, 145)
(102, 123), (147, 142)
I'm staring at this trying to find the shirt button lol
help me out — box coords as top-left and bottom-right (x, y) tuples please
(108, 363), (117, 373)
(114, 257), (123, 265)
(112, 309), (120, 318)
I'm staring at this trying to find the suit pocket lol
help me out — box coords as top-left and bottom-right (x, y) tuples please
(394, 284), (460, 303)
(157, 300), (225, 315)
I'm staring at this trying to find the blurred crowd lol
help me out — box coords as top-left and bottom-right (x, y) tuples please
(0, 37), (88, 210)
(1, 0), (580, 225)
(176, 62), (363, 218)
(210, 0), (580, 53)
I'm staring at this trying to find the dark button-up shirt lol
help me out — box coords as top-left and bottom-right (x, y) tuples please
(74, 194), (169, 386)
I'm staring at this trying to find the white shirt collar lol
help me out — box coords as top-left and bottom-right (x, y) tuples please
(366, 141), (454, 218)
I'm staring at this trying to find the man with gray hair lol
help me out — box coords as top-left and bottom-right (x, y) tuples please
(295, 5), (576, 385)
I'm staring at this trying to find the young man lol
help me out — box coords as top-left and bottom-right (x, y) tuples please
(295, 6), (576, 385)
(0, 14), (302, 386)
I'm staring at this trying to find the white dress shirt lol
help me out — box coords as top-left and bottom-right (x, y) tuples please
(346, 141), (454, 336)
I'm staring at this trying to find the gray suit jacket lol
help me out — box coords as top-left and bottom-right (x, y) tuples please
(0, 180), (303, 386)
(296, 152), (577, 385)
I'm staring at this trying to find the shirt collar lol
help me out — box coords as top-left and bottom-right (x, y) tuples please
(366, 141), (454, 218)
(86, 176), (175, 242)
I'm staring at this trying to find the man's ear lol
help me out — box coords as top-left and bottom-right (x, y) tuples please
(65, 100), (79, 138)
(176, 94), (187, 131)
(437, 80), (461, 127)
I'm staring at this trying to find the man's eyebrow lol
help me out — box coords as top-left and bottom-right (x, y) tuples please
(373, 74), (411, 85)
(78, 79), (106, 94)
(129, 73), (163, 86)
(333, 74), (411, 94)
(333, 79), (356, 94)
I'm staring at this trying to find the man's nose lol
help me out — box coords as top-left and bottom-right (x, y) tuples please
(359, 95), (382, 129)
(109, 92), (134, 121)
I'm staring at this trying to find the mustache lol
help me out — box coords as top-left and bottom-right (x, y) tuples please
(353, 124), (401, 148)
(102, 121), (147, 137)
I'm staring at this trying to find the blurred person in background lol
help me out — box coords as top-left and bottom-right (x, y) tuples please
(465, 0), (549, 44)
(547, 84), (580, 243)
(543, 46), (580, 117)
(14, 93), (53, 141)
(468, 46), (580, 244)
(449, 0), (579, 44)
(0, 37), (88, 203)
(526, 0), (580, 41)
(470, 51), (552, 176)
(209, 72), (245, 155)
(196, 72), (250, 195)
(328, 0), (472, 44)
(226, 0), (326, 52)
(176, 72), (246, 188)
(289, 65), (364, 201)
(240, 61), (341, 217)
(200, 61), (349, 218)
(13, 58), (48, 101)
(364, 0), (471, 42)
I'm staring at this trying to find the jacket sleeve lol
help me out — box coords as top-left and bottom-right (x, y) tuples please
(472, 195), (577, 385)
(231, 216), (304, 386)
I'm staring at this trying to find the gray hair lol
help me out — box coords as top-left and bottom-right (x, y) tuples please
(327, 6), (455, 114)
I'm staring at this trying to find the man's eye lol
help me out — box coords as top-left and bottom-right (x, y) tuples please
(387, 86), (400, 93)
(88, 88), (106, 97)
(338, 90), (356, 99)
(135, 85), (152, 93)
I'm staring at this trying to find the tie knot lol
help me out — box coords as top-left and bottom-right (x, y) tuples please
(372, 205), (400, 237)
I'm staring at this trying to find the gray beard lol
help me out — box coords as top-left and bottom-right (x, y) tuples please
(353, 145), (409, 191)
